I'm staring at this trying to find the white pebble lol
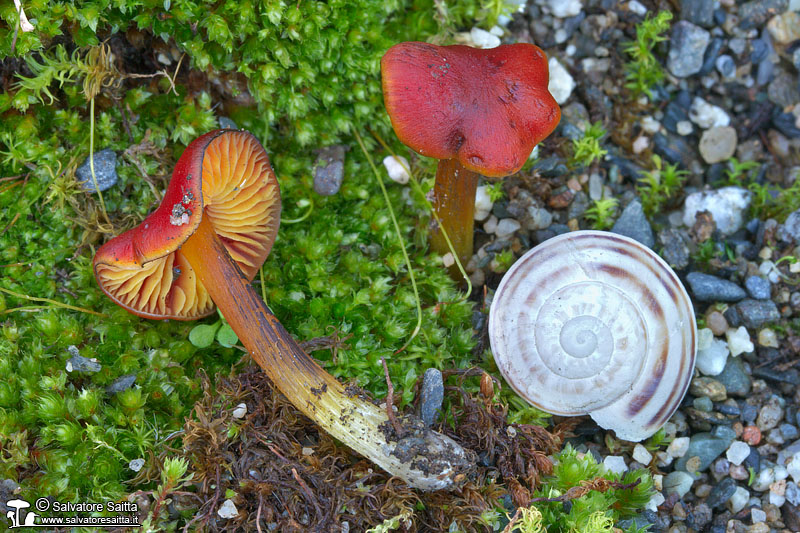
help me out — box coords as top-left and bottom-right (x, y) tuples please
(727, 486), (750, 513)
(632, 444), (653, 465)
(495, 218), (521, 238)
(697, 328), (713, 350)
(769, 490), (785, 507)
(667, 437), (690, 458)
(726, 441), (751, 466)
(632, 136), (649, 154)
(758, 328), (779, 348)
(787, 452), (800, 484)
(641, 115), (660, 134)
(548, 58), (575, 105)
(442, 252), (455, 268)
(759, 260), (781, 283)
(547, 0), (583, 17)
(484, 215), (498, 234)
(696, 337), (729, 376)
(752, 467), (775, 491)
(645, 492), (665, 512)
(628, 1), (647, 16)
(689, 96), (731, 129)
(603, 455), (628, 475)
(751, 508), (767, 524)
(217, 499), (239, 519)
(726, 326), (754, 357)
(129, 458), (145, 472)
(470, 27), (501, 49)
(677, 120), (694, 136)
(232, 403), (247, 419)
(474, 185), (494, 221)
(383, 155), (410, 184)
(682, 187), (751, 236)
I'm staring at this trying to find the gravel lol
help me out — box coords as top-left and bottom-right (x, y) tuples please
(610, 199), (654, 248)
(76, 148), (118, 192)
(685, 272), (747, 302)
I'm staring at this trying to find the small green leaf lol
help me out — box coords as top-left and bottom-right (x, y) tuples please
(189, 323), (221, 348)
(216, 324), (239, 348)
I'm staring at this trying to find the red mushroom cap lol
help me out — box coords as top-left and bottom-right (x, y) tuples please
(381, 42), (560, 178)
(93, 129), (281, 319)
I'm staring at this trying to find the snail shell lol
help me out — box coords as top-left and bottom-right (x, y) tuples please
(488, 231), (696, 442)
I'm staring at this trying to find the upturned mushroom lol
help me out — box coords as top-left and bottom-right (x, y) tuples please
(381, 42), (560, 267)
(93, 129), (472, 490)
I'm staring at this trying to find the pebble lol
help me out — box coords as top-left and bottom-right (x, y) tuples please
(129, 458), (145, 472)
(675, 431), (735, 473)
(697, 337), (729, 376)
(757, 328), (778, 348)
(716, 357), (751, 397)
(682, 187), (751, 236)
(735, 299), (780, 329)
(686, 272), (746, 303)
(738, 0), (790, 30)
(668, 438), (691, 459)
(743, 426), (762, 446)
(419, 368), (444, 426)
(778, 209), (800, 244)
(632, 444), (653, 465)
(757, 397), (784, 431)
(603, 455), (627, 475)
(706, 311), (729, 336)
(525, 205), (552, 231)
(232, 403), (247, 419)
(383, 155), (410, 185)
(494, 219), (520, 238)
(314, 145), (347, 195)
(699, 126), (737, 164)
(484, 215), (498, 234)
(668, 21), (711, 78)
(681, 0), (715, 28)
(76, 149), (118, 192)
(690, 377), (727, 401)
(744, 276), (771, 300)
(217, 499), (238, 519)
(218, 117), (238, 129)
(474, 185), (493, 221)
(611, 199), (654, 249)
(728, 486), (750, 514)
(753, 467), (776, 491)
(766, 11), (800, 44)
(66, 350), (102, 373)
(546, 0), (582, 17)
(664, 471), (695, 498)
(727, 441), (751, 465)
(676, 120), (693, 136)
(689, 97), (730, 129)
(706, 477), (738, 508)
(658, 229), (691, 269)
(548, 58), (575, 105)
(787, 481), (800, 505)
(106, 374), (136, 395)
(726, 326), (754, 357)
(469, 27), (500, 48)
(788, 452), (800, 483)
(653, 132), (695, 168)
(715, 55), (736, 78)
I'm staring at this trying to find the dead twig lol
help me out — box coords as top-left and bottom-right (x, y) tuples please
(380, 357), (405, 437)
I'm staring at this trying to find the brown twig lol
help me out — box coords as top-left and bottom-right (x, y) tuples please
(380, 357), (405, 437)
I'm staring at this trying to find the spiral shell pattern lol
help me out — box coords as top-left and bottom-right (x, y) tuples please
(489, 231), (696, 441)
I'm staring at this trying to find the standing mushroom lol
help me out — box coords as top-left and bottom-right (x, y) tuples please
(93, 129), (472, 490)
(381, 42), (560, 267)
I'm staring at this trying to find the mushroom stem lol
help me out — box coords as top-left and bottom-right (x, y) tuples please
(429, 159), (480, 270)
(180, 214), (474, 490)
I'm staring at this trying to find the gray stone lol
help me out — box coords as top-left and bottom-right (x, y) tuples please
(716, 357), (751, 397)
(787, 481), (800, 506)
(738, 0), (789, 30)
(705, 477), (738, 509)
(76, 149), (118, 192)
(218, 117), (238, 130)
(781, 424), (800, 441)
(419, 368), (444, 426)
(681, 0), (714, 27)
(768, 70), (800, 109)
(751, 39), (770, 64)
(653, 132), (695, 168)
(313, 145), (347, 196)
(106, 374), (136, 395)
(667, 21), (711, 78)
(675, 431), (736, 473)
(686, 272), (747, 303)
(611, 200), (654, 249)
(778, 209), (800, 243)
(744, 276), (771, 300)
(66, 353), (101, 373)
(735, 299), (780, 329)
(658, 228), (691, 269)
(567, 191), (589, 220)
(757, 396), (784, 431)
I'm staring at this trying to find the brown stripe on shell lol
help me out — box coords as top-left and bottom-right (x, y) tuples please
(647, 320), (696, 428)
(595, 263), (665, 321)
(627, 342), (668, 417)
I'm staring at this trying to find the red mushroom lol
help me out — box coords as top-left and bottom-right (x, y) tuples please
(93, 129), (472, 490)
(381, 42), (560, 268)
